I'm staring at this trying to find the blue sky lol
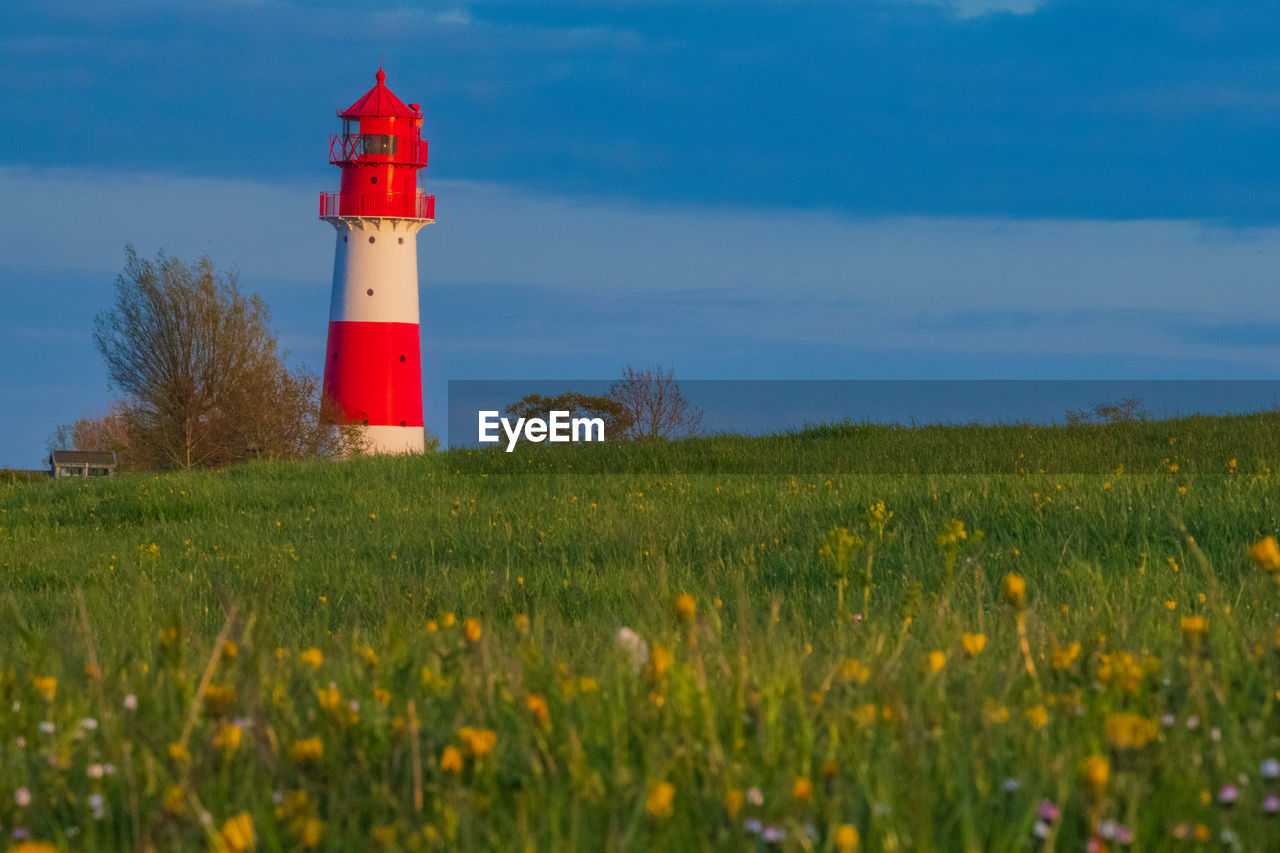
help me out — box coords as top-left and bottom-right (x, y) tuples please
(2, 0), (1279, 464)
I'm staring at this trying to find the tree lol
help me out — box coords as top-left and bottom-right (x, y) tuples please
(47, 402), (141, 470)
(91, 247), (360, 469)
(607, 365), (703, 441)
(504, 391), (636, 442)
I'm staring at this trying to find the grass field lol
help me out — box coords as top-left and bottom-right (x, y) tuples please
(2, 413), (1280, 851)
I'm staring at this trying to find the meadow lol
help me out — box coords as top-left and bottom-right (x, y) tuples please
(2, 413), (1280, 851)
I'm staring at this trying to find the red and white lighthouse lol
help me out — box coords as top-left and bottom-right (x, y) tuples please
(319, 68), (434, 454)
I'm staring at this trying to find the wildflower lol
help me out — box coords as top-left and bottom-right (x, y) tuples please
(299, 819), (323, 847)
(440, 745), (463, 773)
(168, 742), (191, 763)
(835, 824), (860, 853)
(525, 694), (550, 726)
(123, 693), (138, 710)
(1181, 615), (1209, 646)
(852, 703), (878, 726)
(646, 782), (675, 819)
(203, 684), (236, 717)
(1002, 573), (1026, 608)
(725, 788), (743, 817)
(163, 785), (185, 815)
(1104, 713), (1157, 749)
(373, 688), (390, 707)
(961, 633), (986, 657)
(936, 518), (967, 547)
(514, 613), (531, 635)
(1081, 755), (1109, 793)
(317, 685), (341, 712)
(617, 627), (649, 673)
(222, 640), (238, 660)
(213, 723), (242, 756)
(370, 826), (396, 848)
(356, 645), (379, 668)
(7, 842), (59, 853)
(1249, 536), (1280, 571)
(792, 777), (813, 803)
(1052, 643), (1081, 669)
(458, 727), (497, 757)
(649, 642), (673, 678)
(442, 612), (457, 628)
(214, 811), (256, 852)
(1219, 785), (1238, 807)
(926, 650), (946, 674)
(838, 658), (871, 683)
(15, 787), (31, 807)
(1264, 794), (1279, 815)
(1025, 704), (1049, 730)
(32, 677), (56, 703)
(464, 618), (482, 642)
(1261, 758), (1280, 779)
(299, 648), (323, 669)
(290, 737), (324, 766)
(747, 787), (764, 805)
(1038, 800), (1060, 821)
(675, 593), (697, 621)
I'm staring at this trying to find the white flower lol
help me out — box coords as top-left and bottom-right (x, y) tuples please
(80, 717), (98, 731)
(14, 787), (31, 807)
(87, 764), (104, 780)
(746, 787), (764, 806)
(616, 627), (649, 673)
(37, 721), (54, 734)
(123, 694), (138, 711)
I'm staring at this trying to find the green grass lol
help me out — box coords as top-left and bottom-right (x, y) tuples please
(2, 413), (1279, 850)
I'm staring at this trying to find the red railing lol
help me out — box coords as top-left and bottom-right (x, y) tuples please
(328, 134), (428, 166)
(319, 191), (436, 220)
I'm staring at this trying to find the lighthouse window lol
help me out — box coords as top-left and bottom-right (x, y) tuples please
(360, 134), (397, 156)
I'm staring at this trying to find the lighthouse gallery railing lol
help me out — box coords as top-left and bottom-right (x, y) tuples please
(319, 192), (435, 220)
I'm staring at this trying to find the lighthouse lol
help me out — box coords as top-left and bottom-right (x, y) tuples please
(319, 68), (434, 454)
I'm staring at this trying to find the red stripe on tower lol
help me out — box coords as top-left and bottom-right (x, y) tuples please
(319, 67), (434, 454)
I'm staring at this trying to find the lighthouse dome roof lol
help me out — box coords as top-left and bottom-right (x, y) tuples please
(339, 67), (419, 119)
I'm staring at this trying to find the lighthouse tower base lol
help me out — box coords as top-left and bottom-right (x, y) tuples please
(322, 216), (427, 455)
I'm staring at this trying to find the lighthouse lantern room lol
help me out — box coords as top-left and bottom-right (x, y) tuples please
(319, 68), (434, 454)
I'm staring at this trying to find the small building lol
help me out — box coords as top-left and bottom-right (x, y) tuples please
(49, 450), (117, 478)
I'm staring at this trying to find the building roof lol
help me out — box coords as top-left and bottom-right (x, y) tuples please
(50, 450), (117, 466)
(339, 68), (419, 119)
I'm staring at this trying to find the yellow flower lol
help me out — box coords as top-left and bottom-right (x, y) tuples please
(203, 684), (236, 718)
(836, 824), (860, 853)
(440, 745), (463, 773)
(1249, 537), (1280, 572)
(32, 676), (56, 703)
(852, 703), (878, 726)
(317, 685), (341, 712)
(290, 737), (324, 766)
(464, 618), (482, 642)
(649, 642), (673, 678)
(514, 613), (531, 635)
(8, 842), (62, 853)
(1051, 643), (1081, 670)
(525, 694), (550, 726)
(936, 518), (967, 547)
(369, 826), (396, 848)
(221, 640), (238, 660)
(299, 648), (323, 669)
(926, 650), (947, 674)
(1181, 615), (1209, 646)
(1025, 704), (1049, 730)
(458, 727), (497, 757)
(373, 688), (391, 707)
(961, 632), (987, 657)
(168, 742), (191, 763)
(212, 723), (242, 756)
(646, 782), (675, 819)
(675, 593), (697, 621)
(838, 658), (871, 683)
(426, 620), (438, 633)
(442, 612), (457, 628)
(792, 777), (813, 803)
(214, 811), (256, 853)
(163, 785), (186, 815)
(1002, 573), (1026, 608)
(299, 819), (322, 848)
(1104, 712), (1157, 749)
(725, 788), (743, 817)
(1081, 754), (1109, 793)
